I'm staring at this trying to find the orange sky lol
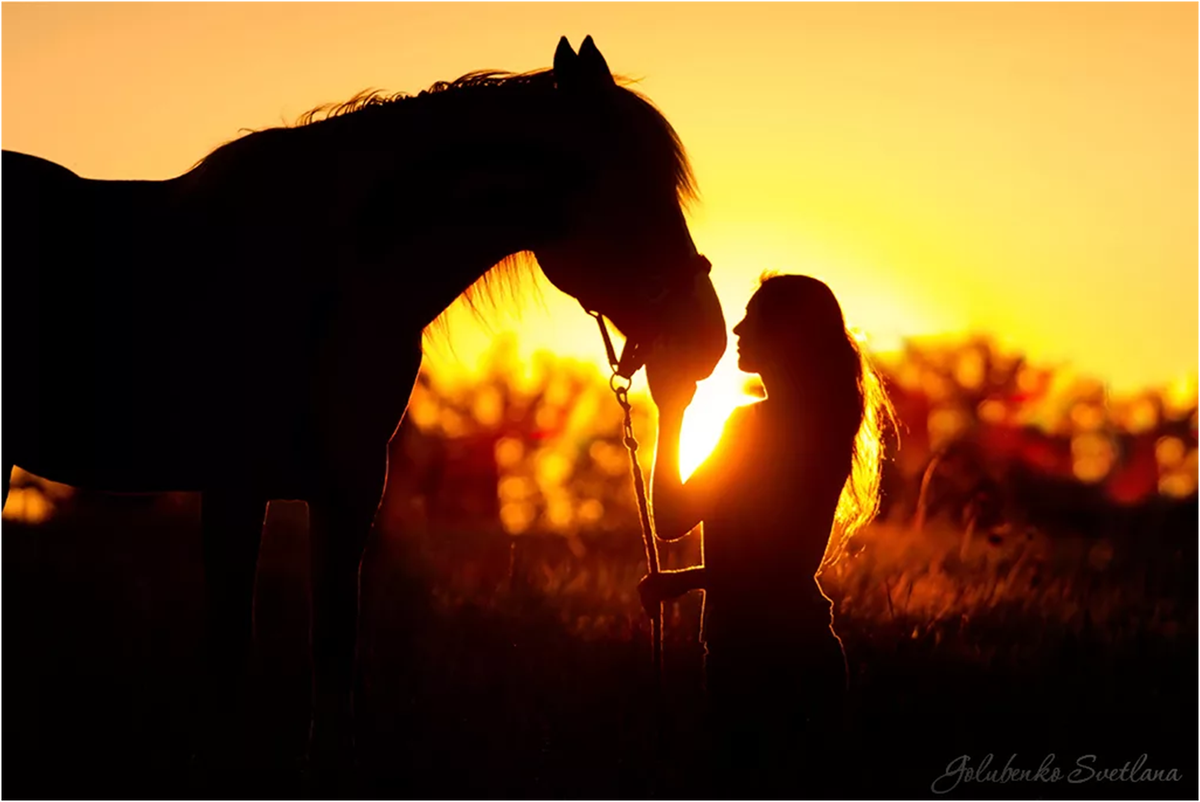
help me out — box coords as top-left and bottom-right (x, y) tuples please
(3, 2), (1196, 412)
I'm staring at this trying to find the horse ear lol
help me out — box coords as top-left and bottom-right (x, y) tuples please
(554, 36), (581, 90)
(578, 36), (615, 86)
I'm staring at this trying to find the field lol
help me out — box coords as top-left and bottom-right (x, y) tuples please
(4, 336), (1197, 799)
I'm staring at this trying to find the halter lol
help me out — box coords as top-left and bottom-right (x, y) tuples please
(585, 253), (712, 381)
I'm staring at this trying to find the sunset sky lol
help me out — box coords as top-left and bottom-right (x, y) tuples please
(4, 2), (1196, 413)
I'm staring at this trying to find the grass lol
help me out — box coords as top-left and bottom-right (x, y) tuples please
(3, 485), (1195, 800)
(6, 336), (1196, 798)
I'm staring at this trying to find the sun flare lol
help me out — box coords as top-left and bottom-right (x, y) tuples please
(678, 357), (762, 481)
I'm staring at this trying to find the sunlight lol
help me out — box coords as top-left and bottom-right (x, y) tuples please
(674, 322), (893, 481)
(679, 357), (761, 481)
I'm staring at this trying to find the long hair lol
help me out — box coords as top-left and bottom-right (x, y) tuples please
(753, 272), (897, 572)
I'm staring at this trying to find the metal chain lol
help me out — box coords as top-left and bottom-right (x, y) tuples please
(582, 260), (712, 774)
(589, 310), (664, 677)
(611, 381), (661, 579)
(609, 369), (666, 755)
(590, 310), (666, 781)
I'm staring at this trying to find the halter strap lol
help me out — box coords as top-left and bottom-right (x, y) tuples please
(585, 253), (712, 381)
(588, 310), (644, 381)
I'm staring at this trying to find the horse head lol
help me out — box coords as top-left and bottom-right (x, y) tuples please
(532, 36), (726, 383)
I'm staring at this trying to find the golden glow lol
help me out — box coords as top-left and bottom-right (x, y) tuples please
(1122, 397), (1159, 434)
(678, 353), (760, 481)
(1156, 436), (1186, 468)
(1164, 374), (1200, 419)
(1071, 432), (1116, 483)
(2, 468), (69, 524)
(2, 3), (1194, 400)
(1, 485), (53, 524)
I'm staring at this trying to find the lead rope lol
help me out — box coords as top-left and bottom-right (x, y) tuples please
(588, 311), (666, 775)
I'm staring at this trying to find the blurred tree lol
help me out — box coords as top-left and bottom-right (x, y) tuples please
(381, 333), (1196, 561)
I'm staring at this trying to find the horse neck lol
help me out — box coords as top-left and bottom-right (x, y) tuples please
(179, 88), (569, 330)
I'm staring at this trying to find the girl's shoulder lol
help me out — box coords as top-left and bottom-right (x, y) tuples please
(711, 402), (767, 461)
(728, 400), (790, 442)
(698, 402), (762, 476)
(725, 400), (763, 432)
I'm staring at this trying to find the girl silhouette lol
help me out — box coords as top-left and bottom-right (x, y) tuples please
(640, 273), (894, 795)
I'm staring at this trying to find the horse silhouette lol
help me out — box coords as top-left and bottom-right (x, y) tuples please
(2, 35), (726, 774)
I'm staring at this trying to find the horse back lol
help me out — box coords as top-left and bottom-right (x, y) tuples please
(3, 151), (226, 489)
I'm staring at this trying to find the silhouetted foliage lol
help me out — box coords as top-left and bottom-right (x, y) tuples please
(12, 331), (1195, 568)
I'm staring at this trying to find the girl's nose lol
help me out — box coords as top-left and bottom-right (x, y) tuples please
(732, 318), (746, 335)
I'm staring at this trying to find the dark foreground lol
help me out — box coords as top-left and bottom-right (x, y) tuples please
(4, 491), (1196, 800)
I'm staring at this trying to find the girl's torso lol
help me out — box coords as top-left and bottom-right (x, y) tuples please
(698, 401), (853, 650)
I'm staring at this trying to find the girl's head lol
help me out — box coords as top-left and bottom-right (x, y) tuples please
(735, 272), (896, 569)
(734, 274), (855, 385)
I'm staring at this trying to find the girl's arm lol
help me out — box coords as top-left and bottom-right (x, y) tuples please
(649, 395), (701, 541)
(651, 394), (744, 541)
(656, 566), (709, 597)
(646, 345), (740, 540)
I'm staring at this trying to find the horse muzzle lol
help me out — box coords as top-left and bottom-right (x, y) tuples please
(588, 254), (726, 383)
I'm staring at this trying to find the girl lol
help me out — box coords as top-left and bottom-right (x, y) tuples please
(639, 273), (894, 795)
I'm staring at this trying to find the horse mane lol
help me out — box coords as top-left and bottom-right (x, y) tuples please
(292, 70), (560, 125)
(284, 68), (696, 204)
(195, 66), (697, 348)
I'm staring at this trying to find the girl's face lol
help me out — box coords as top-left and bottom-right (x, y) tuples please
(732, 297), (769, 374)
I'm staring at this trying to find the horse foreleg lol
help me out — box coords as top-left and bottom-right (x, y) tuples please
(303, 286), (417, 782)
(197, 489), (268, 768)
(307, 454), (386, 776)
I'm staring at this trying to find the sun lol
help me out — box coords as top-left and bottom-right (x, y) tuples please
(678, 357), (762, 481)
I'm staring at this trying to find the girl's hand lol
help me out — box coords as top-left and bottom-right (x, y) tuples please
(646, 339), (698, 411)
(637, 573), (669, 616)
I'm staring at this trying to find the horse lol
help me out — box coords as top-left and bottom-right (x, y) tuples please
(1, 35), (727, 773)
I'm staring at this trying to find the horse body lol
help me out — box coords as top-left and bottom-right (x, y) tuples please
(6, 152), (214, 489)
(3, 36), (726, 776)
(5, 119), (520, 496)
